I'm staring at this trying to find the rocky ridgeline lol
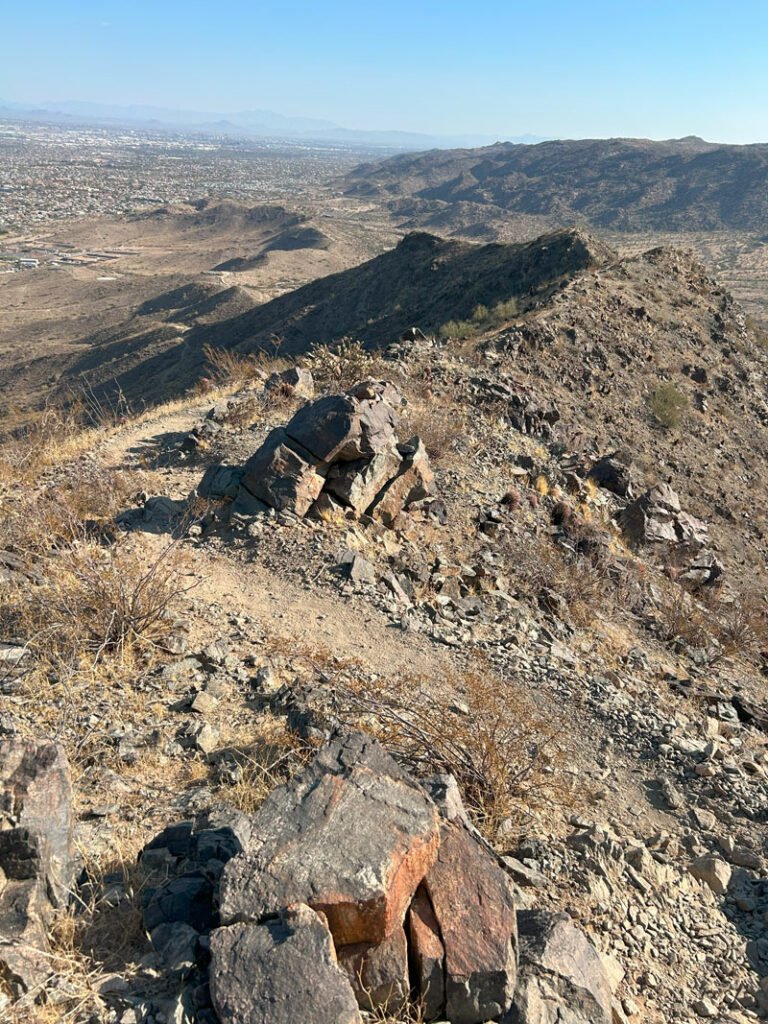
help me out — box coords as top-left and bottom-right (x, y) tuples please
(198, 376), (434, 528)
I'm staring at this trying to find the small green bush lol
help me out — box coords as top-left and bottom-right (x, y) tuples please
(649, 383), (688, 429)
(439, 298), (519, 340)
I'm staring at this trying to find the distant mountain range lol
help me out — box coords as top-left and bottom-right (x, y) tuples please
(343, 136), (768, 232)
(0, 99), (543, 151)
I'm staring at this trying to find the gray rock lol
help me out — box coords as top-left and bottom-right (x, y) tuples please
(337, 925), (409, 1013)
(325, 443), (402, 513)
(0, 739), (78, 996)
(210, 904), (361, 1024)
(503, 910), (612, 1024)
(239, 427), (329, 516)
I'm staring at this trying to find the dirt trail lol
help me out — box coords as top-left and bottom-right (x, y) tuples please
(98, 402), (455, 678)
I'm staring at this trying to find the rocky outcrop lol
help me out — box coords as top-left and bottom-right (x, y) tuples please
(218, 732), (441, 944)
(618, 482), (708, 550)
(131, 733), (612, 1024)
(0, 739), (78, 998)
(226, 381), (433, 525)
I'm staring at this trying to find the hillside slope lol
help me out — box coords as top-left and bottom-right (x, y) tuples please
(59, 227), (611, 409)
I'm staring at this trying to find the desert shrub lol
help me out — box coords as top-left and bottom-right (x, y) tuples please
(649, 383), (688, 429)
(439, 298), (519, 341)
(403, 400), (465, 462)
(308, 338), (389, 392)
(332, 661), (572, 841)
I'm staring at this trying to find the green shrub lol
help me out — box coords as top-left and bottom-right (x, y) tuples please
(439, 298), (519, 340)
(649, 383), (688, 429)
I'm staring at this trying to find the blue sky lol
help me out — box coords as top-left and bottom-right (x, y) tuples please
(2, 0), (767, 142)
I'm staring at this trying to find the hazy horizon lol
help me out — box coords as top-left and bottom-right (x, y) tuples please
(2, 0), (768, 145)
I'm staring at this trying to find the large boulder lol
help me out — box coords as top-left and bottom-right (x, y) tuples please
(210, 903), (361, 1024)
(238, 427), (329, 515)
(218, 732), (441, 947)
(503, 910), (612, 1024)
(423, 821), (518, 1024)
(0, 739), (78, 997)
(618, 482), (708, 550)
(284, 383), (400, 464)
(0, 739), (77, 910)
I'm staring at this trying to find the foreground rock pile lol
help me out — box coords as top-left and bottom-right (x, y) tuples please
(138, 732), (612, 1024)
(199, 380), (434, 526)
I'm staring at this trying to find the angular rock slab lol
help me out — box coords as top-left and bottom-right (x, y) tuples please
(424, 821), (518, 1024)
(284, 394), (363, 463)
(408, 886), (445, 1021)
(0, 739), (78, 996)
(219, 732), (440, 947)
(0, 739), (77, 908)
(337, 924), (409, 1012)
(502, 910), (612, 1024)
(239, 427), (328, 515)
(210, 903), (361, 1024)
(325, 443), (402, 513)
(370, 436), (434, 526)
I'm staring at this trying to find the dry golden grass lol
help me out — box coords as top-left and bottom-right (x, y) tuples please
(210, 714), (313, 815)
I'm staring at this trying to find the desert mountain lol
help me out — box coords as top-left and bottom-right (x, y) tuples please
(344, 136), (768, 233)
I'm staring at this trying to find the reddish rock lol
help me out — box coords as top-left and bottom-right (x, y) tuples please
(337, 924), (409, 1012)
(424, 822), (518, 1024)
(219, 733), (440, 947)
(408, 886), (445, 1020)
(239, 427), (328, 515)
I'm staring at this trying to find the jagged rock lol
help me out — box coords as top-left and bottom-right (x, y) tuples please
(198, 464), (244, 500)
(283, 394), (362, 462)
(238, 427), (329, 515)
(337, 925), (409, 1012)
(265, 366), (315, 399)
(503, 910), (612, 1024)
(408, 886), (445, 1020)
(619, 483), (708, 550)
(219, 732), (441, 946)
(689, 855), (732, 894)
(337, 549), (376, 585)
(423, 821), (518, 1024)
(370, 437), (434, 526)
(309, 490), (347, 521)
(0, 739), (77, 908)
(325, 442), (402, 512)
(0, 739), (78, 996)
(210, 904), (361, 1024)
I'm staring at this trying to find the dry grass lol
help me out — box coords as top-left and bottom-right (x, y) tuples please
(402, 396), (466, 462)
(329, 658), (574, 842)
(307, 339), (389, 393)
(211, 714), (313, 815)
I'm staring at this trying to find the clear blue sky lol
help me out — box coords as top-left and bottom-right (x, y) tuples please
(2, 0), (767, 142)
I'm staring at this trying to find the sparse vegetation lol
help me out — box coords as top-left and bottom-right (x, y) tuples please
(439, 298), (519, 340)
(649, 382), (688, 429)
